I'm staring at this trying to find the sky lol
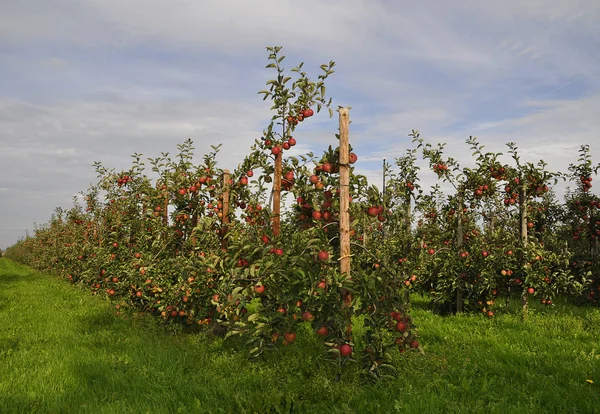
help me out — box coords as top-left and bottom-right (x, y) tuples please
(1, 0), (600, 249)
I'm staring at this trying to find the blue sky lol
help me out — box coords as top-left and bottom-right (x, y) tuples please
(1, 0), (600, 248)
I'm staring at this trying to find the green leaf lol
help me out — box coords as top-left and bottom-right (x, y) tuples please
(231, 286), (244, 297)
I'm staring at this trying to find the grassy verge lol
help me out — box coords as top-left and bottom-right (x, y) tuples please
(1, 258), (598, 413)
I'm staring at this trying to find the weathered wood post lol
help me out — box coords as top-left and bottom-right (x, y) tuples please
(339, 108), (351, 279)
(272, 148), (282, 237)
(520, 183), (529, 319)
(221, 169), (231, 249)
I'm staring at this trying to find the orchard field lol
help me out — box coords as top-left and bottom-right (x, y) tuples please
(3, 47), (600, 411)
(1, 259), (598, 413)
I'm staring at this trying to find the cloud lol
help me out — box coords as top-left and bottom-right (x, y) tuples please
(1, 0), (600, 248)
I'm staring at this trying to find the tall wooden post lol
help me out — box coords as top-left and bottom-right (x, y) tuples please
(163, 189), (169, 226)
(520, 184), (529, 319)
(403, 191), (412, 306)
(221, 170), (231, 249)
(272, 149), (282, 237)
(520, 185), (528, 245)
(190, 211), (198, 247)
(339, 108), (351, 278)
(456, 185), (465, 313)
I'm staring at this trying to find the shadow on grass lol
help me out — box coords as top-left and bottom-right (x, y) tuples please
(77, 310), (120, 334)
(0, 273), (23, 285)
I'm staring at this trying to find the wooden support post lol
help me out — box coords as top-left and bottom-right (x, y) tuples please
(339, 108), (351, 278)
(520, 185), (528, 245)
(520, 184), (529, 319)
(190, 204), (198, 247)
(272, 149), (282, 237)
(456, 186), (465, 313)
(163, 189), (169, 227)
(221, 170), (231, 249)
(404, 193), (412, 306)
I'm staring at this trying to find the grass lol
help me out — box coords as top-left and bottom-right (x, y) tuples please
(0, 258), (599, 413)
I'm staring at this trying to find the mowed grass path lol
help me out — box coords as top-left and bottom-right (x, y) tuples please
(0, 258), (599, 413)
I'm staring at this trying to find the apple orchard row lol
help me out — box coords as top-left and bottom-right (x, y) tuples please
(5, 47), (599, 379)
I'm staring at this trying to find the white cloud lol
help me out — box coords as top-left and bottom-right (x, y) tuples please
(1, 0), (600, 248)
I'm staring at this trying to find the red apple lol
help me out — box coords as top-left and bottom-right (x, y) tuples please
(395, 321), (407, 332)
(316, 326), (329, 336)
(302, 311), (315, 322)
(317, 251), (329, 261)
(340, 344), (352, 357)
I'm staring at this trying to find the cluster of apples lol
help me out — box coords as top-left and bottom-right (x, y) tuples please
(366, 205), (387, 222)
(472, 183), (493, 199)
(503, 181), (521, 205)
(432, 162), (449, 176)
(489, 164), (507, 180)
(286, 107), (315, 126)
(526, 175), (550, 197)
(580, 175), (593, 192)
(263, 136), (298, 156)
(242, 203), (267, 226)
(117, 174), (133, 187)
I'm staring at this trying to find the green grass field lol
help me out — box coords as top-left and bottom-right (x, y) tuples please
(0, 258), (598, 413)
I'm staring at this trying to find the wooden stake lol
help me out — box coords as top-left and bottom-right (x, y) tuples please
(520, 185), (528, 245)
(456, 186), (465, 313)
(272, 150), (282, 237)
(520, 184), (529, 319)
(221, 170), (231, 249)
(163, 189), (169, 227)
(339, 108), (351, 278)
(190, 208), (198, 247)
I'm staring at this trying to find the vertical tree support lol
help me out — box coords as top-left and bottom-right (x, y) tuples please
(221, 170), (231, 249)
(456, 185), (465, 313)
(163, 189), (169, 227)
(339, 108), (351, 278)
(272, 149), (282, 237)
(520, 184), (529, 319)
